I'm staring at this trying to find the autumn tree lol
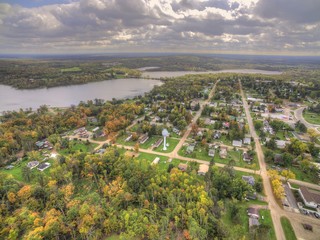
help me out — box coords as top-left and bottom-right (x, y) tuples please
(281, 169), (296, 182)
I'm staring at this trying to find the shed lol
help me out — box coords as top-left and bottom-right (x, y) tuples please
(178, 163), (188, 171)
(198, 164), (209, 175)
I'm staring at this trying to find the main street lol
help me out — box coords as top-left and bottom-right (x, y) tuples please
(240, 80), (320, 240)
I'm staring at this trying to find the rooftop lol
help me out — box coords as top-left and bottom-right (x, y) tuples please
(300, 186), (320, 205)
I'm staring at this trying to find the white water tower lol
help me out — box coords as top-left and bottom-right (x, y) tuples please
(162, 128), (169, 150)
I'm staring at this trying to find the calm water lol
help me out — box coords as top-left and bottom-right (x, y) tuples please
(0, 69), (282, 112)
(0, 78), (162, 112)
(142, 69), (282, 78)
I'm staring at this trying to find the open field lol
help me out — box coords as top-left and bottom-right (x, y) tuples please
(303, 111), (320, 125)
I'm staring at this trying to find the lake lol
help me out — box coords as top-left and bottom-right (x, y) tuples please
(142, 69), (282, 78)
(0, 78), (162, 112)
(0, 69), (282, 112)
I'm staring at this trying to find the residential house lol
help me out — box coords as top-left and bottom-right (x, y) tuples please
(208, 149), (215, 157)
(223, 122), (230, 129)
(243, 137), (251, 145)
(172, 127), (180, 135)
(152, 157), (160, 165)
(219, 147), (228, 159)
(186, 144), (195, 154)
(213, 131), (221, 139)
(139, 134), (149, 144)
(276, 140), (287, 149)
(37, 162), (51, 171)
(232, 140), (243, 148)
(274, 154), (284, 165)
(178, 163), (188, 172)
(247, 207), (259, 218)
(87, 117), (98, 123)
(125, 134), (133, 142)
(96, 149), (106, 155)
(190, 101), (199, 111)
(198, 164), (209, 175)
(92, 127), (99, 132)
(243, 152), (253, 163)
(299, 186), (320, 209)
(27, 161), (39, 169)
(204, 118), (211, 125)
(153, 138), (163, 148)
(247, 208), (260, 228)
(242, 176), (255, 186)
(197, 130), (203, 137)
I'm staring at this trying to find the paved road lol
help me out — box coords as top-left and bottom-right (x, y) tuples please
(283, 182), (298, 209)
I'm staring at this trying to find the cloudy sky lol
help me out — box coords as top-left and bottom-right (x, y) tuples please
(0, 0), (319, 55)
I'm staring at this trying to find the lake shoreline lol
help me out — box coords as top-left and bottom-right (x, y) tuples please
(0, 69), (282, 113)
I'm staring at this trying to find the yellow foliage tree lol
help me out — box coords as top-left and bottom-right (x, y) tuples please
(281, 169), (296, 182)
(17, 185), (32, 201)
(271, 178), (285, 199)
(7, 192), (16, 204)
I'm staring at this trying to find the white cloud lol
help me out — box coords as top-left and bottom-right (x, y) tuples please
(0, 0), (319, 54)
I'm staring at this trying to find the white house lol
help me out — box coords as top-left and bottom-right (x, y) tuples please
(208, 149), (215, 157)
(275, 140), (287, 149)
(232, 140), (243, 148)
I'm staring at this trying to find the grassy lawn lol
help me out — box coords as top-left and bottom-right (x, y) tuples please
(281, 217), (297, 240)
(222, 203), (249, 239)
(140, 135), (161, 149)
(135, 152), (181, 172)
(116, 135), (137, 147)
(259, 209), (276, 240)
(153, 137), (179, 153)
(105, 235), (120, 240)
(59, 140), (98, 155)
(303, 111), (320, 125)
(1, 157), (57, 182)
(61, 67), (82, 73)
(93, 136), (108, 141)
(179, 145), (259, 170)
(129, 123), (139, 132)
(288, 167), (317, 183)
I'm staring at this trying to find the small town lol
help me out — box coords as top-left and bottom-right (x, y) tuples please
(0, 0), (320, 239)
(1, 73), (320, 239)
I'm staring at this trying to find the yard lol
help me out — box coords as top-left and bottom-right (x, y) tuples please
(221, 201), (271, 239)
(178, 145), (259, 170)
(288, 167), (318, 183)
(153, 137), (179, 153)
(59, 140), (98, 155)
(303, 111), (320, 125)
(134, 152), (181, 172)
(1, 157), (56, 182)
(259, 209), (276, 240)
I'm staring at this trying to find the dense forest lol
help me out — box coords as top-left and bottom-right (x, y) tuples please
(0, 59), (141, 89)
(0, 145), (261, 239)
